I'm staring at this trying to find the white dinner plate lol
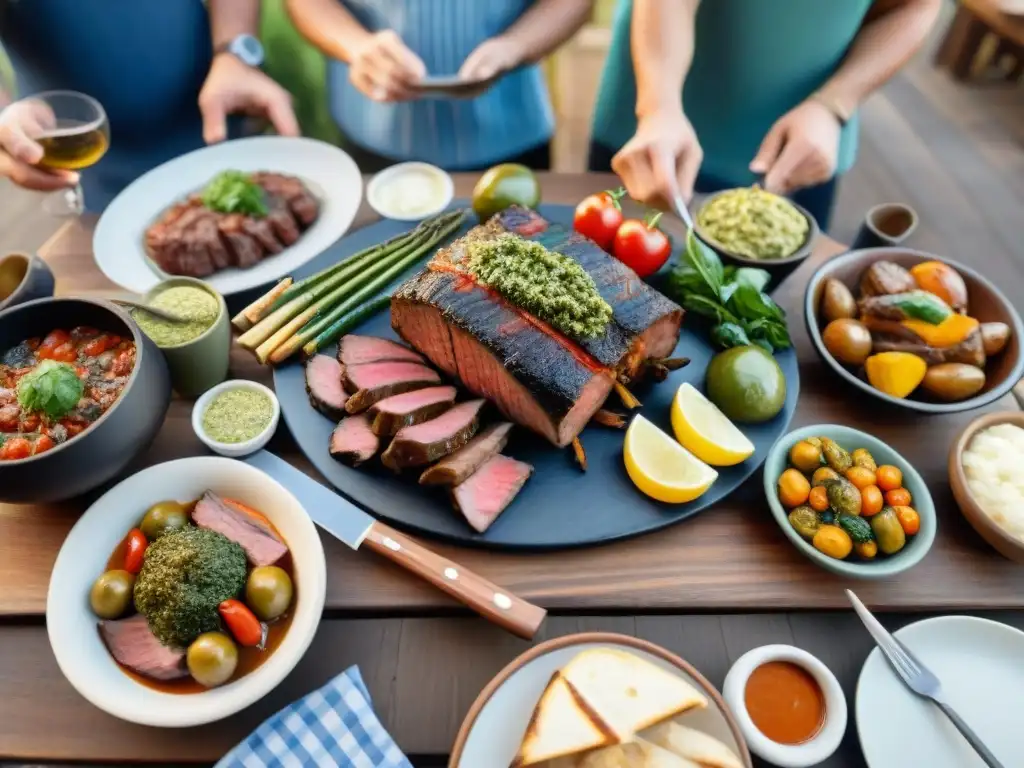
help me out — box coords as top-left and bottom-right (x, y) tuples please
(94, 136), (362, 296)
(449, 632), (751, 768)
(856, 616), (1024, 767)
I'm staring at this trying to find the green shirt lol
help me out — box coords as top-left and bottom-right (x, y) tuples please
(591, 0), (873, 186)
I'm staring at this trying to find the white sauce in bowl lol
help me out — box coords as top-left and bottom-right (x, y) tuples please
(962, 423), (1024, 543)
(367, 162), (453, 221)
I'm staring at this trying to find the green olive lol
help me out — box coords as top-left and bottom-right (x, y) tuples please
(90, 570), (135, 619)
(139, 501), (190, 541)
(186, 632), (238, 688)
(245, 566), (294, 621)
(870, 507), (907, 556)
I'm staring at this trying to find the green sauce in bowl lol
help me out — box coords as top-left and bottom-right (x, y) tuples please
(698, 187), (809, 260)
(132, 285), (220, 347)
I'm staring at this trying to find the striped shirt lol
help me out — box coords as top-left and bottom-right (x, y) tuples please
(328, 0), (554, 170)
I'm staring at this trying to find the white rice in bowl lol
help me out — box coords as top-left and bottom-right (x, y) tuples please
(962, 423), (1024, 543)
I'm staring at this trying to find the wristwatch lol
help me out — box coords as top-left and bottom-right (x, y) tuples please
(215, 34), (265, 68)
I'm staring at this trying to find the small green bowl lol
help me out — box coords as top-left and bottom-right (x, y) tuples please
(139, 277), (230, 398)
(763, 424), (937, 579)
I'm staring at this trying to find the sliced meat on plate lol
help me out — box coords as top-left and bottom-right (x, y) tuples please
(305, 354), (348, 420)
(329, 413), (380, 467)
(337, 334), (425, 367)
(451, 454), (534, 533)
(419, 422), (513, 486)
(98, 614), (188, 681)
(380, 399), (485, 471)
(343, 360), (441, 414)
(192, 490), (287, 567)
(368, 385), (457, 437)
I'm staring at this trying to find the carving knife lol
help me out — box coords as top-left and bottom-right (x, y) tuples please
(244, 450), (546, 639)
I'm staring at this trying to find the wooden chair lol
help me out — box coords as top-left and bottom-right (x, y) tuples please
(935, 0), (1024, 81)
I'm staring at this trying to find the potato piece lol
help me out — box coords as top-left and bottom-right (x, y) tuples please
(820, 278), (857, 323)
(980, 322), (1011, 357)
(921, 363), (986, 402)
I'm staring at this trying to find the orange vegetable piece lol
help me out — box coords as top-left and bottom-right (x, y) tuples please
(808, 485), (830, 512)
(901, 314), (978, 349)
(893, 505), (921, 535)
(219, 599), (266, 647)
(778, 469), (811, 509)
(123, 528), (148, 575)
(876, 465), (903, 492)
(909, 260), (968, 311)
(861, 485), (884, 517)
(844, 466), (877, 490)
(885, 488), (912, 507)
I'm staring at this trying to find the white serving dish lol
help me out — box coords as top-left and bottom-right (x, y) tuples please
(722, 644), (847, 768)
(366, 161), (454, 222)
(192, 379), (280, 458)
(46, 456), (326, 727)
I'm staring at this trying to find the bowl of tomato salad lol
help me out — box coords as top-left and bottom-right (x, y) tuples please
(0, 296), (171, 503)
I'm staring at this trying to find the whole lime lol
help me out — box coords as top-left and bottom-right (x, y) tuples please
(705, 345), (786, 423)
(471, 164), (540, 222)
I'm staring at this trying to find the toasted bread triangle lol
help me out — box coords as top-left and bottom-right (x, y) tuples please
(642, 722), (744, 768)
(511, 672), (617, 767)
(545, 739), (702, 767)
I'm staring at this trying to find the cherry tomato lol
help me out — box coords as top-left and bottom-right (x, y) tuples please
(612, 212), (672, 278)
(885, 488), (912, 507)
(32, 435), (55, 455)
(573, 188), (625, 251)
(123, 528), (148, 574)
(219, 599), (266, 648)
(0, 437), (32, 460)
(893, 505), (921, 536)
(80, 335), (113, 357)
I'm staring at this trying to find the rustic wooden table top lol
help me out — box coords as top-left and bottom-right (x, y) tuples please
(2, 173), (1021, 766)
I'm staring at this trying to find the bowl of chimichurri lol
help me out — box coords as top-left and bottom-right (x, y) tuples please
(192, 380), (280, 458)
(694, 187), (819, 283)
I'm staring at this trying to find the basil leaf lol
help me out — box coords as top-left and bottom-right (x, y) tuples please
(763, 320), (792, 350)
(752, 337), (775, 354)
(728, 285), (786, 323)
(719, 282), (739, 305)
(711, 322), (752, 349)
(732, 267), (771, 293)
(682, 230), (723, 299)
(682, 295), (737, 324)
(668, 265), (717, 301)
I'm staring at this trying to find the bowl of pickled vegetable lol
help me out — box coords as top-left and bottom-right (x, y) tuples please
(763, 425), (936, 578)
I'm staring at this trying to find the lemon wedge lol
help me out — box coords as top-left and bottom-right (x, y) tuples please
(670, 382), (755, 466)
(624, 414), (718, 503)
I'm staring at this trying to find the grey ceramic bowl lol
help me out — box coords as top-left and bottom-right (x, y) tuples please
(804, 248), (1024, 414)
(763, 424), (936, 579)
(139, 277), (230, 398)
(0, 297), (171, 504)
(694, 189), (819, 282)
(0, 252), (55, 312)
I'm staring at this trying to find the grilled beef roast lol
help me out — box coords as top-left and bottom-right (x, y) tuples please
(368, 385), (457, 437)
(391, 207), (683, 446)
(381, 399), (485, 471)
(192, 491), (287, 567)
(144, 172), (319, 278)
(99, 614), (188, 681)
(450, 454), (534, 533)
(329, 414), (379, 466)
(305, 354), (348, 420)
(337, 334), (425, 367)
(419, 422), (513, 486)
(343, 360), (442, 413)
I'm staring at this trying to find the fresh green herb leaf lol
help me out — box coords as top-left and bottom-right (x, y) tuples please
(751, 337), (774, 354)
(16, 360), (83, 419)
(728, 285), (785, 323)
(201, 170), (267, 217)
(732, 267), (771, 293)
(711, 322), (752, 349)
(682, 294), (738, 324)
(719, 282), (739, 305)
(682, 230), (723, 299)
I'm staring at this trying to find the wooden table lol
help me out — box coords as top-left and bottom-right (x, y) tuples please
(2, 174), (1022, 766)
(936, 0), (1024, 80)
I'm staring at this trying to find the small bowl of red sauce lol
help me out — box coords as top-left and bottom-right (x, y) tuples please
(722, 645), (846, 768)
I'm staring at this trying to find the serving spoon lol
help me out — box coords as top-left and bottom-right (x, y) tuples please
(110, 298), (188, 323)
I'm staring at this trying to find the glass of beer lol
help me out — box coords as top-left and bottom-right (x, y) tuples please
(27, 91), (109, 216)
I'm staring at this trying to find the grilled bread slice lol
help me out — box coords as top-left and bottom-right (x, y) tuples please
(545, 739), (700, 767)
(642, 723), (745, 768)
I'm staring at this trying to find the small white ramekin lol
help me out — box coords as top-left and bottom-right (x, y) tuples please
(722, 644), (847, 768)
(366, 161), (454, 222)
(192, 379), (280, 457)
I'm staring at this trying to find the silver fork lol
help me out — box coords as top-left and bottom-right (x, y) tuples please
(846, 590), (1005, 768)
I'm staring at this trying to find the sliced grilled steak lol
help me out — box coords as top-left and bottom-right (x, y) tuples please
(242, 216), (284, 254)
(343, 360), (442, 413)
(337, 334), (425, 366)
(368, 385), (457, 437)
(192, 491), (287, 566)
(450, 454), (533, 533)
(329, 413), (379, 466)
(380, 399), (485, 471)
(265, 195), (302, 246)
(305, 354), (347, 420)
(146, 203), (218, 277)
(252, 172), (319, 226)
(420, 422), (513, 486)
(98, 614), (187, 681)
(218, 214), (265, 268)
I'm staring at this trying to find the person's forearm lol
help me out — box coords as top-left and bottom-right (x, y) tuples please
(500, 0), (593, 65)
(816, 0), (941, 114)
(285, 0), (372, 63)
(632, 0), (699, 119)
(208, 0), (261, 49)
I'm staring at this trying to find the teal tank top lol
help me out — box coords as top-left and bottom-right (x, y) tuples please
(592, 0), (873, 185)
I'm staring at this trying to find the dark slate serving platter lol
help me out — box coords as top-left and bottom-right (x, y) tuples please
(273, 203), (798, 550)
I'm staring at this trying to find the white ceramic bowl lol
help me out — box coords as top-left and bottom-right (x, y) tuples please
(722, 644), (847, 768)
(46, 456), (327, 727)
(366, 161), (454, 221)
(192, 379), (280, 458)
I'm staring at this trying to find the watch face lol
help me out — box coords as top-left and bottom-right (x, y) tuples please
(231, 34), (264, 67)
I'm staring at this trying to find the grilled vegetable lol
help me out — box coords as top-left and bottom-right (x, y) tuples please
(822, 318), (872, 366)
(821, 438), (853, 473)
(851, 448), (877, 472)
(870, 507), (907, 555)
(788, 505), (821, 540)
(812, 466), (840, 486)
(900, 314), (978, 348)
(838, 514), (874, 543)
(921, 363), (986, 402)
(864, 352), (927, 398)
(909, 261), (968, 311)
(820, 278), (857, 322)
(860, 261), (916, 297)
(826, 478), (862, 516)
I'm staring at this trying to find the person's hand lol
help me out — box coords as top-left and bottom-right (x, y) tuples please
(349, 30), (426, 102)
(199, 52), (300, 144)
(0, 99), (79, 191)
(458, 36), (523, 83)
(611, 108), (702, 207)
(750, 99), (841, 195)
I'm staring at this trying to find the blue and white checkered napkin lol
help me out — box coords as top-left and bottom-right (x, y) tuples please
(217, 665), (413, 768)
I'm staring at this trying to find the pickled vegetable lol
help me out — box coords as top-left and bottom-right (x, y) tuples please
(812, 466), (840, 486)
(821, 438), (853, 473)
(838, 514), (874, 543)
(778, 468), (811, 509)
(822, 319), (872, 366)
(788, 505), (821, 540)
(885, 488), (912, 507)
(854, 540), (878, 559)
(245, 565), (294, 621)
(844, 466), (877, 490)
(808, 486), (830, 512)
(876, 465), (903, 492)
(870, 507), (907, 555)
(187, 632), (239, 688)
(851, 448), (877, 472)
(861, 485), (884, 517)
(894, 505), (921, 535)
(789, 440), (823, 473)
(812, 525), (853, 560)
(140, 501), (190, 541)
(820, 278), (856, 322)
(826, 478), (862, 516)
(90, 570), (135, 619)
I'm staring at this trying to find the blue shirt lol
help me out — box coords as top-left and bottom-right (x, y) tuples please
(1, 0), (213, 210)
(592, 0), (872, 186)
(328, 0), (554, 170)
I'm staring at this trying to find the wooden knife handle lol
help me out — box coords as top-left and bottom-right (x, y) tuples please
(363, 522), (546, 639)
